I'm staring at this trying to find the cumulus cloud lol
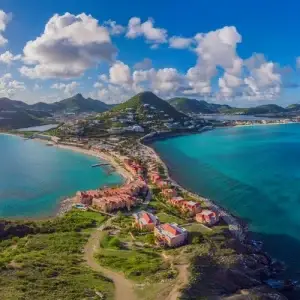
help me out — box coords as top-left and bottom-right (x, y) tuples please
(126, 17), (167, 46)
(0, 73), (26, 97)
(20, 12), (117, 79)
(169, 36), (193, 49)
(0, 10), (11, 46)
(103, 19), (126, 35)
(109, 61), (132, 85)
(133, 58), (152, 70)
(0, 51), (21, 64)
(51, 81), (80, 95)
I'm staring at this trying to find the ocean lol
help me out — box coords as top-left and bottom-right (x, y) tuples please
(0, 134), (123, 218)
(153, 123), (300, 282)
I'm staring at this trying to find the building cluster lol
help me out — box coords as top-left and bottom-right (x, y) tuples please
(148, 161), (220, 226)
(76, 180), (148, 212)
(133, 210), (188, 247)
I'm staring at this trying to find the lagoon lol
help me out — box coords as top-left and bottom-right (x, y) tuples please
(153, 123), (300, 282)
(0, 134), (123, 218)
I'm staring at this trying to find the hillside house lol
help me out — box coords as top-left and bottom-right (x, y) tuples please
(133, 211), (159, 231)
(182, 201), (201, 216)
(161, 188), (177, 199)
(195, 210), (219, 226)
(154, 223), (187, 247)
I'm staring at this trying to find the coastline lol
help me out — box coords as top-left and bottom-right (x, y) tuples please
(52, 144), (133, 216)
(0, 133), (133, 218)
(140, 137), (245, 241)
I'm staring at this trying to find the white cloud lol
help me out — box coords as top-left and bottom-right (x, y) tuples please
(109, 61), (132, 85)
(104, 19), (126, 35)
(243, 62), (281, 100)
(33, 83), (41, 91)
(169, 36), (193, 49)
(51, 81), (79, 95)
(133, 58), (152, 70)
(126, 17), (167, 46)
(0, 10), (11, 46)
(20, 12), (117, 79)
(0, 73), (26, 97)
(0, 51), (21, 64)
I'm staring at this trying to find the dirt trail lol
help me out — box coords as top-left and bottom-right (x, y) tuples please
(84, 229), (137, 300)
(162, 251), (190, 300)
(165, 264), (189, 300)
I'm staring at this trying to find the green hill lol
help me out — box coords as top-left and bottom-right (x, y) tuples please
(244, 104), (285, 115)
(112, 91), (186, 120)
(286, 104), (300, 112)
(0, 98), (51, 129)
(30, 94), (110, 113)
(168, 97), (232, 114)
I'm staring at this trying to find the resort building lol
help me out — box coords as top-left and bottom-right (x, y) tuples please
(181, 201), (202, 216)
(133, 211), (159, 231)
(161, 188), (177, 199)
(149, 172), (161, 184)
(76, 180), (148, 212)
(195, 210), (219, 226)
(154, 223), (188, 247)
(168, 196), (185, 207)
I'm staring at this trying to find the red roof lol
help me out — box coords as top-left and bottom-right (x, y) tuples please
(142, 212), (153, 224)
(161, 223), (180, 236)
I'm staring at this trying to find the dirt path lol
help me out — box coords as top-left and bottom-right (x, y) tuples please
(166, 264), (189, 300)
(162, 252), (189, 300)
(84, 228), (137, 300)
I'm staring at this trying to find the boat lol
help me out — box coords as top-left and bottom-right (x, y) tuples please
(46, 142), (53, 146)
(92, 163), (109, 168)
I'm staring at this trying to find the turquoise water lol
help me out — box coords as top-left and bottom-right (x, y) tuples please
(0, 134), (123, 218)
(153, 124), (300, 280)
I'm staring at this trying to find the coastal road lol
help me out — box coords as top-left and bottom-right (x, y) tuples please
(84, 227), (137, 300)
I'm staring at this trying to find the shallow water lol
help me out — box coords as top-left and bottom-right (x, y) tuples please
(0, 134), (123, 218)
(153, 124), (300, 281)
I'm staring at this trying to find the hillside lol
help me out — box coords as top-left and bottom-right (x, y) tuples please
(0, 97), (50, 129)
(112, 91), (186, 120)
(30, 94), (110, 114)
(244, 104), (286, 115)
(168, 97), (232, 114)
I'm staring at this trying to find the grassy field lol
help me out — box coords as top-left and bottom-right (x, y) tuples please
(0, 210), (113, 300)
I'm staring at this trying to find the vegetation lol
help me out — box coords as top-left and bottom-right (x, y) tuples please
(168, 97), (232, 114)
(111, 91), (186, 121)
(0, 210), (113, 300)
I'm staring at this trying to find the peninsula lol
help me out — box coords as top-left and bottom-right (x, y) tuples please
(0, 91), (292, 300)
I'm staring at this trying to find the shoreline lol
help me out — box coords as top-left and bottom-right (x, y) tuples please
(139, 138), (246, 241)
(0, 133), (133, 218)
(52, 144), (134, 216)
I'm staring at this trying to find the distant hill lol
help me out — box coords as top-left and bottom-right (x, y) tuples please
(168, 97), (232, 114)
(243, 104), (286, 115)
(0, 97), (50, 129)
(112, 91), (186, 120)
(30, 94), (110, 114)
(168, 97), (294, 116)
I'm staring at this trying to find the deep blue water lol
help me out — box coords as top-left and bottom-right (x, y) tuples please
(153, 124), (300, 281)
(0, 134), (123, 218)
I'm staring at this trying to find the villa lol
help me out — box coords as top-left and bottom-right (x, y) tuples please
(133, 211), (159, 231)
(161, 188), (177, 199)
(182, 201), (202, 216)
(154, 223), (188, 247)
(168, 196), (185, 207)
(76, 180), (148, 212)
(195, 210), (219, 226)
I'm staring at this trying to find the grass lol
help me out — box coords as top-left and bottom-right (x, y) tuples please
(0, 210), (113, 300)
(96, 247), (174, 283)
(156, 212), (185, 225)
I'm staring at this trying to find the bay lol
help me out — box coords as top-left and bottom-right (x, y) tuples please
(0, 134), (123, 218)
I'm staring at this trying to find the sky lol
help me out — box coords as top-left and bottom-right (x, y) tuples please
(0, 0), (300, 107)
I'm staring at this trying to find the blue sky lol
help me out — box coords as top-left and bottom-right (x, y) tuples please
(0, 0), (300, 106)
